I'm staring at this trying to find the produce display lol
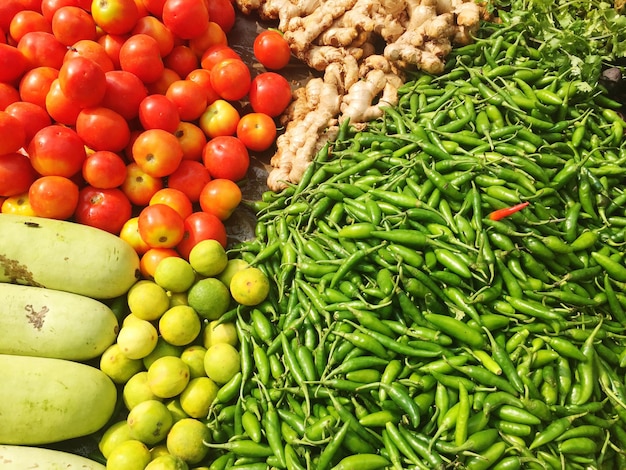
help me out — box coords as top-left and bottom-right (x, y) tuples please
(1, 0), (626, 469)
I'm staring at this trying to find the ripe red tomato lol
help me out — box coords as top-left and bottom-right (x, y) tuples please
(186, 68), (219, 106)
(149, 187), (193, 220)
(249, 72), (292, 117)
(131, 15), (174, 58)
(64, 39), (116, 73)
(0, 83), (20, 110)
(236, 112), (277, 152)
(98, 33), (126, 70)
(74, 186), (132, 234)
(132, 128), (183, 178)
(200, 44), (240, 71)
(202, 135), (249, 181)
(138, 94), (180, 133)
(27, 124), (86, 177)
(51, 6), (97, 46)
(45, 78), (82, 125)
(77, 107), (131, 152)
(41, 0), (91, 23)
(17, 31), (67, 70)
(206, 0), (235, 33)
(166, 159), (211, 203)
(0, 152), (38, 197)
(82, 150), (128, 189)
(210, 58), (251, 101)
(9, 10), (52, 44)
(28, 175), (79, 220)
(101, 70), (148, 121)
(253, 30), (291, 70)
(4, 101), (52, 145)
(164, 45), (199, 79)
(119, 33), (164, 84)
(165, 79), (207, 122)
(19, 66), (58, 108)
(174, 121), (207, 161)
(0, 111), (26, 155)
(199, 178), (242, 221)
(188, 22), (227, 59)
(0, 0), (24, 33)
(0, 43), (28, 84)
(90, 0), (140, 35)
(121, 162), (164, 206)
(58, 56), (107, 108)
(138, 203), (185, 248)
(146, 67), (181, 95)
(198, 98), (239, 138)
(176, 211), (227, 259)
(161, 0), (209, 40)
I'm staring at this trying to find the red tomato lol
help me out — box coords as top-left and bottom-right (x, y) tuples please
(163, 45), (199, 79)
(119, 33), (164, 84)
(41, 0), (90, 23)
(4, 100), (52, 145)
(0, 83), (20, 110)
(200, 44), (240, 71)
(174, 121), (206, 161)
(210, 58), (251, 101)
(249, 72), (292, 117)
(28, 175), (79, 220)
(166, 159), (210, 203)
(161, 0), (209, 40)
(63, 39), (116, 73)
(58, 56), (107, 108)
(97, 33), (126, 70)
(140, 0), (166, 17)
(198, 98), (239, 138)
(0, 43), (28, 84)
(74, 186), (132, 234)
(202, 135), (249, 181)
(17, 31), (67, 70)
(146, 67), (180, 95)
(82, 150), (128, 188)
(45, 78), (82, 125)
(199, 178), (241, 221)
(19, 66), (58, 108)
(76, 107), (131, 152)
(253, 30), (291, 70)
(139, 246), (178, 279)
(188, 22), (227, 59)
(176, 211), (227, 259)
(120, 216), (151, 256)
(0, 0), (24, 32)
(101, 69), (148, 121)
(149, 187), (193, 219)
(90, 0), (139, 35)
(236, 112), (277, 152)
(138, 203), (185, 248)
(0, 152), (37, 197)
(27, 124), (86, 177)
(9, 10), (52, 43)
(186, 68), (220, 105)
(121, 161), (164, 206)
(51, 6), (97, 46)
(206, 0), (235, 33)
(138, 94), (180, 133)
(0, 111), (26, 155)
(131, 15), (174, 58)
(132, 128), (183, 178)
(165, 79), (206, 122)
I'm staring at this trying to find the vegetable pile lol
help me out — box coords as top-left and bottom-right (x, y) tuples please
(207, 14), (626, 470)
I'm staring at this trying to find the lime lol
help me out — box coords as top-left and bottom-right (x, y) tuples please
(188, 239), (229, 277)
(123, 371), (161, 410)
(166, 418), (211, 465)
(180, 345), (208, 379)
(179, 377), (219, 419)
(150, 444), (170, 459)
(127, 280), (170, 321)
(229, 267), (270, 306)
(165, 398), (189, 423)
(217, 258), (249, 288)
(203, 343), (240, 385)
(159, 305), (202, 346)
(145, 454), (190, 470)
(168, 291), (188, 308)
(100, 343), (144, 385)
(202, 320), (238, 348)
(143, 337), (184, 370)
(117, 320), (159, 360)
(122, 313), (146, 326)
(99, 420), (131, 459)
(154, 257), (196, 293)
(127, 399), (173, 446)
(147, 356), (191, 399)
(105, 439), (151, 470)
(187, 278), (231, 321)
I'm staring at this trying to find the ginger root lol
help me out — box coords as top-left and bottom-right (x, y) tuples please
(234, 0), (487, 191)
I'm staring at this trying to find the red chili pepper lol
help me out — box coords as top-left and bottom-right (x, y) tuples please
(488, 202), (530, 221)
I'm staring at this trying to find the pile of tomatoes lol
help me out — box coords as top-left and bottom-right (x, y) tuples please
(0, 0), (293, 277)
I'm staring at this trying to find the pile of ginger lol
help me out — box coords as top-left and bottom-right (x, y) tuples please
(234, 0), (487, 191)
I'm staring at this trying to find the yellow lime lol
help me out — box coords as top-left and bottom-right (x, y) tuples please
(123, 371), (161, 410)
(169, 291), (188, 308)
(165, 398), (189, 423)
(145, 454), (190, 470)
(99, 420), (131, 459)
(100, 343), (144, 385)
(105, 439), (152, 470)
(154, 257), (196, 293)
(229, 267), (270, 306)
(179, 377), (219, 419)
(203, 343), (240, 385)
(180, 345), (208, 379)
(188, 239), (229, 277)
(127, 399), (173, 446)
(159, 305), (202, 346)
(122, 313), (146, 326)
(166, 418), (211, 465)
(147, 356), (191, 399)
(202, 320), (238, 349)
(217, 258), (249, 288)
(187, 278), (231, 321)
(127, 280), (170, 321)
(150, 444), (170, 459)
(117, 320), (159, 360)
(143, 337), (184, 370)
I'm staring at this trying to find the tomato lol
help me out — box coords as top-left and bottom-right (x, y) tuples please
(200, 44), (240, 71)
(253, 30), (291, 70)
(165, 79), (207, 122)
(166, 159), (210, 203)
(64, 39), (116, 73)
(186, 68), (219, 105)
(249, 72), (292, 117)
(1, 191), (37, 216)
(188, 22), (227, 59)
(0, 83), (20, 110)
(174, 121), (206, 161)
(0, 152), (37, 197)
(132, 128), (183, 178)
(51, 6), (97, 46)
(9, 10), (52, 43)
(0, 0), (24, 33)
(41, 0), (91, 23)
(138, 94), (180, 133)
(138, 203), (185, 248)
(236, 112), (277, 152)
(76, 107), (131, 152)
(131, 15), (174, 57)
(19, 66), (58, 108)
(210, 58), (251, 101)
(140, 246), (178, 278)
(82, 150), (128, 188)
(90, 0), (139, 36)
(74, 186), (132, 234)
(0, 111), (26, 155)
(164, 45), (199, 80)
(97, 33), (126, 70)
(58, 56), (107, 108)
(0, 43), (28, 84)
(176, 211), (227, 259)
(119, 33), (164, 84)
(149, 187), (193, 219)
(145, 67), (180, 95)
(101, 69), (148, 121)
(17, 31), (67, 70)
(28, 175), (79, 220)
(4, 100), (52, 145)
(199, 178), (241, 221)
(161, 0), (209, 40)
(202, 135), (249, 181)
(198, 98), (239, 138)
(140, 0), (166, 17)
(45, 78), (82, 125)
(120, 216), (151, 256)
(27, 124), (86, 177)
(206, 0), (235, 33)
(121, 161), (164, 206)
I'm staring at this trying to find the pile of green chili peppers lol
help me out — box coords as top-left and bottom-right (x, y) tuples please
(203, 18), (626, 470)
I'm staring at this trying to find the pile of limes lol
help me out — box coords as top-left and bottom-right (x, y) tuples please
(97, 239), (270, 469)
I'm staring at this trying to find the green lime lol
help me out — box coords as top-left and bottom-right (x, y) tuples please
(99, 420), (131, 459)
(159, 305), (202, 346)
(123, 371), (161, 411)
(145, 454), (190, 470)
(188, 239), (228, 277)
(154, 257), (196, 293)
(127, 399), (173, 446)
(180, 345), (208, 379)
(100, 343), (144, 385)
(143, 337), (184, 370)
(105, 439), (152, 470)
(165, 398), (189, 423)
(203, 343), (240, 385)
(187, 278), (231, 321)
